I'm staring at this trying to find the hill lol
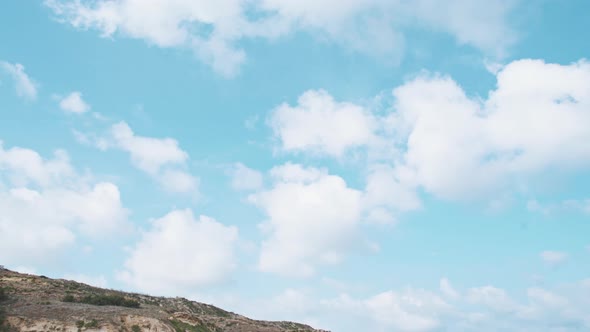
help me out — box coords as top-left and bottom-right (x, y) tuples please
(0, 268), (328, 332)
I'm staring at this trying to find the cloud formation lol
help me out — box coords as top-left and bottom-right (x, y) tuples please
(269, 59), (590, 206)
(231, 278), (590, 332)
(90, 121), (199, 194)
(249, 163), (364, 277)
(0, 61), (38, 100)
(44, 0), (518, 76)
(59, 91), (91, 113)
(0, 141), (128, 267)
(118, 209), (239, 295)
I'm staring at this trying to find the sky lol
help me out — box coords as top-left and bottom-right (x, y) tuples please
(1, 0), (590, 331)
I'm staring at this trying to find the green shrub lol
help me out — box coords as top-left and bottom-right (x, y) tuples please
(78, 294), (140, 308)
(131, 325), (141, 332)
(76, 320), (85, 328)
(0, 288), (7, 302)
(85, 319), (98, 328)
(62, 294), (75, 302)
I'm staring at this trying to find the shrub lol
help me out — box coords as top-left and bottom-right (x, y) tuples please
(76, 320), (85, 329)
(79, 294), (140, 308)
(0, 288), (7, 302)
(62, 294), (75, 302)
(85, 319), (98, 328)
(131, 325), (141, 332)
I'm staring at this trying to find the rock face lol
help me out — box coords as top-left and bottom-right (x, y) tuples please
(0, 268), (328, 332)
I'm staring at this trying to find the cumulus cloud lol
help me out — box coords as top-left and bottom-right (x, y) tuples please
(157, 169), (199, 194)
(110, 122), (188, 173)
(228, 163), (263, 191)
(45, 0), (518, 75)
(0, 141), (128, 267)
(229, 278), (590, 332)
(118, 209), (238, 295)
(388, 59), (590, 200)
(92, 121), (198, 194)
(362, 164), (422, 224)
(248, 163), (364, 277)
(360, 290), (449, 331)
(59, 91), (91, 113)
(269, 59), (590, 206)
(0, 61), (38, 100)
(466, 285), (520, 312)
(269, 90), (377, 157)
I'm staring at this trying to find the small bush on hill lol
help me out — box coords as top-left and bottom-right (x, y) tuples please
(79, 294), (140, 308)
(0, 288), (7, 302)
(62, 294), (75, 302)
(62, 293), (140, 308)
(85, 319), (98, 328)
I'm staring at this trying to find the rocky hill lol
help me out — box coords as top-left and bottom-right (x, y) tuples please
(0, 268), (328, 332)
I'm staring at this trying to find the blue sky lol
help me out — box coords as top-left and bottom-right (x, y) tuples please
(1, 1), (590, 331)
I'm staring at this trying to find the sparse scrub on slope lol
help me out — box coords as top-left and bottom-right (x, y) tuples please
(62, 293), (140, 308)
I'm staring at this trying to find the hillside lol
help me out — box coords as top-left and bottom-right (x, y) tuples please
(0, 268), (328, 332)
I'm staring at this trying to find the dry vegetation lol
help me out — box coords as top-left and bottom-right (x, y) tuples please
(0, 268), (328, 332)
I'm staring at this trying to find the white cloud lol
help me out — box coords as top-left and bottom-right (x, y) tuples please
(540, 250), (568, 266)
(230, 278), (590, 332)
(405, 0), (518, 57)
(119, 209), (238, 295)
(96, 121), (198, 193)
(249, 163), (363, 277)
(59, 91), (91, 113)
(439, 278), (460, 300)
(158, 169), (199, 194)
(269, 90), (377, 157)
(0, 61), (38, 100)
(361, 290), (449, 331)
(466, 285), (519, 312)
(45, 0), (518, 75)
(63, 274), (108, 288)
(362, 164), (421, 224)
(526, 287), (569, 309)
(110, 122), (188, 174)
(0, 142), (128, 267)
(273, 59), (590, 204)
(0, 142), (74, 187)
(228, 163), (263, 191)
